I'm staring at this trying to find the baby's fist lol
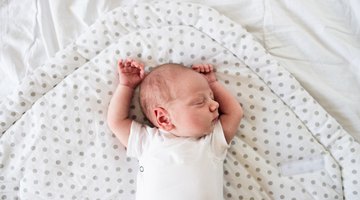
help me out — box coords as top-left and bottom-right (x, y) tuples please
(118, 58), (145, 88)
(192, 64), (217, 83)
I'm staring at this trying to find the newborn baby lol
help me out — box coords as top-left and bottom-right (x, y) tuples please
(107, 59), (243, 200)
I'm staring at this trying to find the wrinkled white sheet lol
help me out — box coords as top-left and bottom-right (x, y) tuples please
(1, 3), (359, 199)
(1, 0), (359, 140)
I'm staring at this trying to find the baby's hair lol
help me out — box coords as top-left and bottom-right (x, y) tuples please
(139, 63), (192, 125)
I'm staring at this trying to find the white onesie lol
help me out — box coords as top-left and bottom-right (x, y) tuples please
(127, 120), (229, 200)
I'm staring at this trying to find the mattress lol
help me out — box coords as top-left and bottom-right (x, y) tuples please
(1, 1), (359, 200)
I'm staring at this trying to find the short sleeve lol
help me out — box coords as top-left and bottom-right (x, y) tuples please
(210, 121), (230, 159)
(127, 121), (155, 159)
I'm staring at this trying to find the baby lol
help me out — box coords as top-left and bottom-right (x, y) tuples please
(107, 58), (243, 200)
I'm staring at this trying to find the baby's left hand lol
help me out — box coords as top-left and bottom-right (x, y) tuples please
(192, 64), (217, 83)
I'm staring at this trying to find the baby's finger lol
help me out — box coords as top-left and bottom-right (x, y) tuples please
(138, 62), (145, 69)
(203, 64), (209, 73)
(137, 63), (145, 78)
(125, 58), (133, 68)
(193, 64), (202, 72)
(132, 61), (143, 69)
(206, 64), (213, 73)
(140, 69), (146, 79)
(118, 59), (125, 71)
(191, 64), (200, 71)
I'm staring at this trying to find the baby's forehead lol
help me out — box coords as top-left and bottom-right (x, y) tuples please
(144, 63), (209, 90)
(174, 76), (211, 95)
(146, 64), (194, 82)
(145, 64), (183, 79)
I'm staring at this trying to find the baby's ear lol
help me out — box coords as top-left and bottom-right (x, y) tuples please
(153, 107), (174, 131)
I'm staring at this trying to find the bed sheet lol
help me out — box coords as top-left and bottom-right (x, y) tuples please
(1, 2), (359, 199)
(1, 0), (359, 142)
(1, 1), (360, 199)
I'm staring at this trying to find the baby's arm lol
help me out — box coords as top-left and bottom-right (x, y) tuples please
(192, 64), (243, 144)
(107, 59), (145, 147)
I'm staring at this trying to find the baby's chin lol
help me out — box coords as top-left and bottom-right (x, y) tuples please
(193, 126), (216, 138)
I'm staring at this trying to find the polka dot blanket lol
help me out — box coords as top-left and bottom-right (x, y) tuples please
(1, 2), (359, 200)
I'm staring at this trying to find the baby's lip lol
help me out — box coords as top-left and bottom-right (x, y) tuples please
(212, 115), (219, 122)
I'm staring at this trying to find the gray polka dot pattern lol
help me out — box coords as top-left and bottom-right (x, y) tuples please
(0, 2), (359, 200)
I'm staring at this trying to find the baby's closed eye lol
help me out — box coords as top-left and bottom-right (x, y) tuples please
(189, 97), (205, 106)
(194, 99), (205, 105)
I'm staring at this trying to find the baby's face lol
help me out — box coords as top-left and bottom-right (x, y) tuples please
(166, 71), (219, 138)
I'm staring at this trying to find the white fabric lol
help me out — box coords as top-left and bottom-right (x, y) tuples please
(127, 121), (228, 200)
(0, 2), (359, 200)
(1, 0), (359, 141)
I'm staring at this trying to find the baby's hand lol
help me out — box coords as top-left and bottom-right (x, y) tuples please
(192, 64), (217, 84)
(118, 58), (146, 88)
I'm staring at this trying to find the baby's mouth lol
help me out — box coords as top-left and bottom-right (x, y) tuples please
(212, 115), (219, 123)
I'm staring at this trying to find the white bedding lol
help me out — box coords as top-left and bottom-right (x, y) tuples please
(1, 0), (359, 142)
(1, 0), (359, 199)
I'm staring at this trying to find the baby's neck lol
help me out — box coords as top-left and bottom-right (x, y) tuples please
(159, 128), (207, 140)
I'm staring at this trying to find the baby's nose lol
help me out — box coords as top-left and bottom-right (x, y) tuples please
(210, 100), (219, 112)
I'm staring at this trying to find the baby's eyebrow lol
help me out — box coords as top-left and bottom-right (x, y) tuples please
(192, 95), (205, 101)
(189, 91), (213, 100)
(210, 91), (214, 97)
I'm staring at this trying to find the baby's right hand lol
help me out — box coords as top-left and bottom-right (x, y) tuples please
(118, 58), (146, 88)
(192, 64), (217, 84)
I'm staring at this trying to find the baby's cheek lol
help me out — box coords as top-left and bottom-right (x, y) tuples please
(187, 116), (197, 126)
(190, 115), (207, 128)
(184, 115), (197, 127)
(191, 113), (202, 122)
